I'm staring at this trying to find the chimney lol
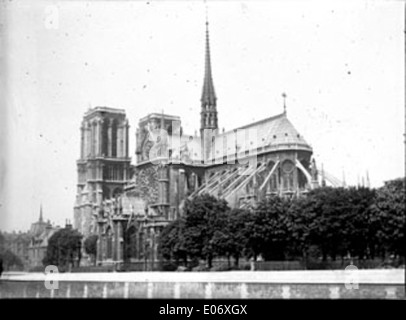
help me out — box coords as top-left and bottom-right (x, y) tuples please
(65, 219), (72, 229)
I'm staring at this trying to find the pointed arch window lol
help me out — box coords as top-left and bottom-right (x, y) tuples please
(102, 120), (108, 156)
(106, 227), (113, 260)
(112, 120), (117, 157)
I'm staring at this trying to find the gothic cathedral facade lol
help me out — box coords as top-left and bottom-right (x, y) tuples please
(73, 21), (318, 268)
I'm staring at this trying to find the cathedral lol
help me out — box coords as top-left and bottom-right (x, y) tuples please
(73, 20), (319, 268)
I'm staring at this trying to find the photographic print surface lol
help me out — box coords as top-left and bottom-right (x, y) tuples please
(0, 0), (404, 301)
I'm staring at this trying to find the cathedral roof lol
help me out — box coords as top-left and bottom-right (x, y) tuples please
(162, 112), (312, 165)
(236, 112), (310, 147)
(210, 112), (312, 160)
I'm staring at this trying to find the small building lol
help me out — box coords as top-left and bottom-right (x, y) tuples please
(27, 206), (60, 269)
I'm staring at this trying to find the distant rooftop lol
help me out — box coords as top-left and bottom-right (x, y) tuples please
(139, 113), (181, 123)
(84, 106), (126, 117)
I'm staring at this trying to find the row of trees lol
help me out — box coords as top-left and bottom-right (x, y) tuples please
(3, 179), (403, 272)
(0, 227), (98, 272)
(159, 178), (405, 269)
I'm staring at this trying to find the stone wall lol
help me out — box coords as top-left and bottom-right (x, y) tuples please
(74, 204), (93, 238)
(1, 270), (404, 299)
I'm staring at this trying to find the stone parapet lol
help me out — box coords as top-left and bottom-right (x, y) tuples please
(1, 270), (404, 299)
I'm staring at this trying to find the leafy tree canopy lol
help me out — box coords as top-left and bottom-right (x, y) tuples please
(0, 249), (23, 270)
(372, 178), (405, 257)
(157, 179), (405, 269)
(44, 228), (83, 271)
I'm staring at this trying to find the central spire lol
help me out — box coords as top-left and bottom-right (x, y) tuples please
(201, 21), (217, 106)
(200, 7), (218, 134)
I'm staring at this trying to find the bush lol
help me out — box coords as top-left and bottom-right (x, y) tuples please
(161, 261), (178, 271)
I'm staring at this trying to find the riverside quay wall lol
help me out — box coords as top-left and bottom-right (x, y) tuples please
(0, 270), (404, 299)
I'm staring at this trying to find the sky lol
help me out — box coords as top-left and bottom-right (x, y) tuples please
(0, 0), (404, 232)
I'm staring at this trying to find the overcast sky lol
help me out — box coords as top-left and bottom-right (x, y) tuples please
(0, 0), (404, 232)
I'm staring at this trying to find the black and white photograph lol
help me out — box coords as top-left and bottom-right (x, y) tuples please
(0, 0), (404, 304)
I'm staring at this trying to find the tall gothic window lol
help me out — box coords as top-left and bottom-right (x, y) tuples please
(125, 226), (137, 261)
(112, 120), (117, 157)
(91, 122), (96, 157)
(102, 120), (108, 157)
(106, 228), (113, 260)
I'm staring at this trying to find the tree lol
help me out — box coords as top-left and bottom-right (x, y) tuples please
(244, 203), (269, 261)
(158, 218), (188, 267)
(211, 208), (251, 267)
(84, 235), (98, 266)
(342, 187), (376, 260)
(0, 249), (23, 271)
(292, 186), (378, 263)
(287, 195), (317, 263)
(0, 232), (26, 271)
(246, 196), (292, 261)
(301, 187), (354, 261)
(182, 193), (230, 268)
(371, 178), (405, 260)
(0, 232), (5, 253)
(44, 228), (83, 271)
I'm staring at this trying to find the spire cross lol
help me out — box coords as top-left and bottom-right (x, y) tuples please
(204, 0), (208, 26)
(282, 93), (287, 114)
(39, 203), (43, 223)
